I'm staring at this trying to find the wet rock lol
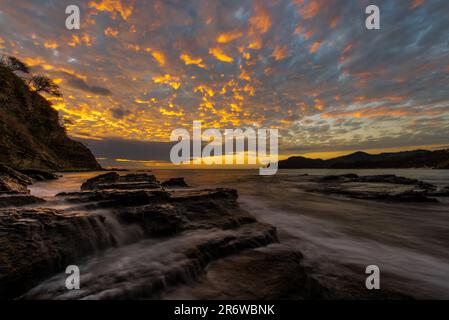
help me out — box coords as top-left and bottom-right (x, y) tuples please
(17, 169), (58, 181)
(114, 189), (256, 236)
(163, 245), (330, 300)
(81, 172), (160, 191)
(0, 208), (116, 299)
(80, 172), (120, 190)
(324, 189), (439, 203)
(0, 195), (46, 208)
(318, 173), (359, 182)
(0, 165), (33, 194)
(428, 186), (449, 197)
(57, 189), (170, 209)
(306, 174), (442, 203)
(318, 174), (435, 189)
(161, 177), (189, 188)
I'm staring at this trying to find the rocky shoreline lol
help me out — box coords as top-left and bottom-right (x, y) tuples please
(295, 173), (449, 203)
(1, 170), (280, 299)
(1, 169), (439, 299)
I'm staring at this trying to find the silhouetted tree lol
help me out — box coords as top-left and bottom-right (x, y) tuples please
(3, 56), (30, 74)
(30, 76), (62, 97)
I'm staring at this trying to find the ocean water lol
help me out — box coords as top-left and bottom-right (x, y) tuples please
(27, 169), (449, 299)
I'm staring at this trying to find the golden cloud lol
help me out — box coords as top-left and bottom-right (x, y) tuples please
(151, 50), (166, 66)
(152, 74), (181, 90)
(272, 45), (290, 61)
(44, 40), (58, 49)
(104, 27), (119, 37)
(209, 47), (234, 63)
(180, 53), (206, 69)
(216, 31), (243, 44)
(89, 0), (133, 21)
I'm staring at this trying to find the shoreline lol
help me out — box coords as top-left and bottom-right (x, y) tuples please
(2, 169), (449, 299)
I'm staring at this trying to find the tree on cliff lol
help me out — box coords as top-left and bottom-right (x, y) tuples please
(30, 76), (62, 97)
(1, 56), (62, 97)
(1, 55), (30, 74)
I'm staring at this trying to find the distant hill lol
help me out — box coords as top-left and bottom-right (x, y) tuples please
(278, 149), (449, 169)
(0, 65), (100, 170)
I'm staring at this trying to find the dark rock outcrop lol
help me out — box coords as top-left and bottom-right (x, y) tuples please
(0, 194), (45, 208)
(300, 174), (447, 203)
(161, 177), (189, 188)
(58, 189), (171, 209)
(17, 169), (58, 181)
(0, 165), (33, 194)
(0, 65), (101, 170)
(80, 172), (160, 191)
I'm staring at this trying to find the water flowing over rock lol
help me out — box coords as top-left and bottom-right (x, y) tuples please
(0, 208), (115, 299)
(1, 172), (283, 299)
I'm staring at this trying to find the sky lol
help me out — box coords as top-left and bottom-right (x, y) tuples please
(0, 0), (448, 167)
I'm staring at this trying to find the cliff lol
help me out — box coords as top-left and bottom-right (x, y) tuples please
(0, 65), (100, 170)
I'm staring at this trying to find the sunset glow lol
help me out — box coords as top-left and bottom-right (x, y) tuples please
(1, 0), (448, 166)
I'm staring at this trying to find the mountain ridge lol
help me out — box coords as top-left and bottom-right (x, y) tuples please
(278, 149), (449, 169)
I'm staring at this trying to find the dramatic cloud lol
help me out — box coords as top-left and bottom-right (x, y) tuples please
(62, 72), (111, 95)
(1, 0), (448, 162)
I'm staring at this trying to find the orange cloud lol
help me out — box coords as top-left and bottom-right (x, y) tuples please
(314, 99), (324, 111)
(321, 104), (447, 120)
(89, 0), (133, 20)
(339, 44), (353, 64)
(68, 33), (93, 47)
(194, 85), (215, 97)
(68, 35), (80, 47)
(299, 0), (322, 19)
(128, 44), (141, 51)
(81, 33), (93, 46)
(159, 107), (183, 117)
(248, 38), (262, 50)
(410, 0), (424, 10)
(249, 2), (272, 34)
(329, 16), (340, 28)
(152, 74), (181, 90)
(104, 27), (119, 37)
(217, 31), (243, 44)
(309, 41), (322, 54)
(239, 69), (251, 81)
(151, 50), (165, 66)
(209, 47), (234, 63)
(180, 54), (206, 69)
(44, 40), (58, 49)
(272, 45), (290, 61)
